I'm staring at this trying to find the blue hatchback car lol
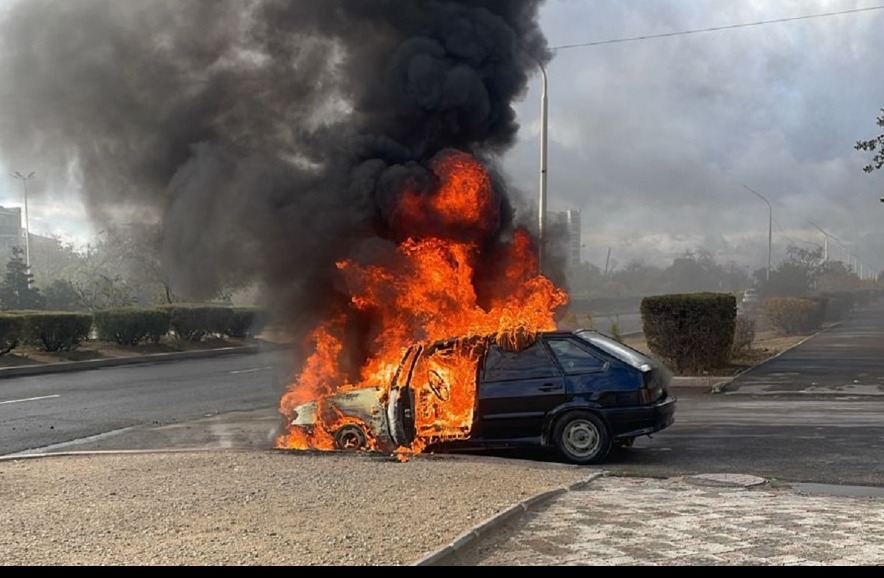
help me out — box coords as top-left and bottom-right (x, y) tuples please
(287, 329), (677, 465)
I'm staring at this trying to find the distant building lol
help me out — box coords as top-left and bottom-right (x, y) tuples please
(0, 206), (23, 259)
(550, 208), (582, 269)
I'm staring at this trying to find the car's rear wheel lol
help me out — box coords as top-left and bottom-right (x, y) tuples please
(552, 411), (612, 465)
(333, 425), (368, 451)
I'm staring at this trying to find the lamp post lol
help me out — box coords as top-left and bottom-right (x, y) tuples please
(743, 185), (772, 282)
(10, 170), (35, 270)
(807, 221), (830, 262)
(538, 62), (548, 275)
(530, 59), (549, 276)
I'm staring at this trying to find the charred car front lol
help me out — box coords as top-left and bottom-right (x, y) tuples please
(286, 329), (676, 465)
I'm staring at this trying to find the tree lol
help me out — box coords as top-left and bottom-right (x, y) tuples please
(58, 228), (164, 310)
(42, 279), (84, 311)
(766, 245), (825, 297)
(0, 246), (46, 310)
(564, 261), (607, 299)
(29, 234), (86, 288)
(659, 249), (750, 294)
(855, 108), (884, 173)
(610, 259), (664, 296)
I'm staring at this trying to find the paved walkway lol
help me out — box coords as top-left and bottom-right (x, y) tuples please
(420, 473), (884, 566)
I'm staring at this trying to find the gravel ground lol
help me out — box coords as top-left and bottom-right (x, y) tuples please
(0, 449), (592, 566)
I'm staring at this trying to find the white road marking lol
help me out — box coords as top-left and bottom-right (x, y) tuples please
(229, 366), (274, 375)
(0, 395), (61, 406)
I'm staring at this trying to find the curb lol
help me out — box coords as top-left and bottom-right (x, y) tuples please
(411, 472), (607, 566)
(0, 345), (262, 379)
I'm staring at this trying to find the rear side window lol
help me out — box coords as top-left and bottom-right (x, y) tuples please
(483, 340), (559, 381)
(546, 338), (607, 374)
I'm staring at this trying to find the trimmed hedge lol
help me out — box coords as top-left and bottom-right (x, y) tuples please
(94, 307), (171, 346)
(641, 292), (737, 374)
(21, 311), (93, 352)
(763, 297), (827, 335)
(0, 313), (24, 355)
(226, 306), (266, 338)
(158, 304), (236, 342)
(0, 305), (270, 351)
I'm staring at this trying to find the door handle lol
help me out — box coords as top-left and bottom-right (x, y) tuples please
(539, 383), (562, 391)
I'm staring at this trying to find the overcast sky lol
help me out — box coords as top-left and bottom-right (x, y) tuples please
(504, 0), (884, 276)
(1, 0), (883, 278)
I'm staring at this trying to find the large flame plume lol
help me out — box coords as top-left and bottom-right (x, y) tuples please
(276, 149), (568, 454)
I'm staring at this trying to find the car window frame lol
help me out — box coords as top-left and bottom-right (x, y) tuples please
(573, 329), (657, 372)
(542, 336), (610, 376)
(480, 338), (562, 382)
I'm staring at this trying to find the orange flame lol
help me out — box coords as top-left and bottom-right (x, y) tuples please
(276, 148), (568, 454)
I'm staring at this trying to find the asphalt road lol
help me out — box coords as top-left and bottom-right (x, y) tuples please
(0, 348), (292, 456)
(720, 304), (884, 397)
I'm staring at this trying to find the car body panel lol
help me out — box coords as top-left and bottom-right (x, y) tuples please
(741, 288), (761, 308)
(289, 386), (395, 451)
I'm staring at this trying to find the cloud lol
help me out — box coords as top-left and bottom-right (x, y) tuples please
(505, 0), (884, 274)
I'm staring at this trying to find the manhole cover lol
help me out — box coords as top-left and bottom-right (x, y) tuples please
(685, 473), (766, 488)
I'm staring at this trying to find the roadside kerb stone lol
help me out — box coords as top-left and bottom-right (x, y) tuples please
(0, 345), (261, 379)
(412, 472), (607, 566)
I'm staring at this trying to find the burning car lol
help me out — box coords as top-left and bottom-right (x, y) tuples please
(285, 328), (676, 465)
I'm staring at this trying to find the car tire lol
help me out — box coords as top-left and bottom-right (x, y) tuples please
(552, 411), (612, 465)
(333, 425), (368, 451)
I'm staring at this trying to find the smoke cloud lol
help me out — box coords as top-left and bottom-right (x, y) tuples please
(0, 0), (552, 337)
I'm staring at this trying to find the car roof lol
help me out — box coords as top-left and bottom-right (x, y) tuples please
(428, 329), (599, 349)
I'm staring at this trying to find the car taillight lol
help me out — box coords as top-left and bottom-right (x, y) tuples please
(638, 371), (666, 404)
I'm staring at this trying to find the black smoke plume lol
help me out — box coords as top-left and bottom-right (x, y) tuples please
(0, 0), (552, 340)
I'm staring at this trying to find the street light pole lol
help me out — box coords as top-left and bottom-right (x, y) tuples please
(539, 62), (549, 275)
(10, 171), (35, 271)
(535, 60), (549, 276)
(743, 185), (772, 282)
(807, 221), (830, 262)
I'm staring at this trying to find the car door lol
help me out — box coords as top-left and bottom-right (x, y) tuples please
(473, 338), (566, 442)
(386, 344), (421, 448)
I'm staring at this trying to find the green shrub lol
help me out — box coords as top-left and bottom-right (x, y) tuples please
(21, 311), (93, 352)
(608, 316), (623, 343)
(0, 313), (24, 355)
(763, 297), (826, 335)
(226, 307), (267, 339)
(641, 292), (736, 374)
(818, 291), (854, 322)
(159, 304), (235, 342)
(94, 307), (171, 346)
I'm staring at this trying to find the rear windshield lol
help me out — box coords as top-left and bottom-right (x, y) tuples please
(574, 330), (656, 372)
